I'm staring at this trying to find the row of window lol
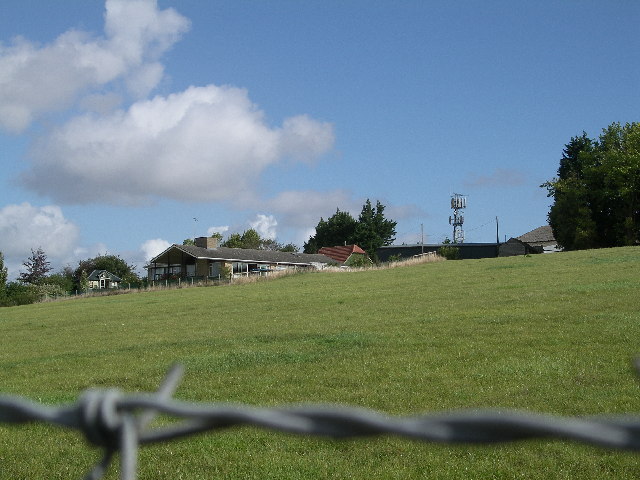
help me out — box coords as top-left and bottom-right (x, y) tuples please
(151, 262), (295, 280)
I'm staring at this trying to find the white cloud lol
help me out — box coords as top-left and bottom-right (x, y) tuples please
(279, 115), (336, 163)
(79, 92), (123, 115)
(258, 190), (361, 246)
(22, 85), (335, 205)
(207, 225), (229, 236)
(140, 238), (170, 261)
(265, 190), (358, 229)
(250, 214), (278, 240)
(0, 0), (189, 132)
(0, 203), (80, 278)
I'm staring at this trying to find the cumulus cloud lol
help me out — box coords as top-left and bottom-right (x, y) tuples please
(259, 190), (360, 245)
(0, 0), (189, 132)
(22, 85), (335, 205)
(140, 238), (170, 261)
(464, 168), (526, 188)
(0, 203), (80, 277)
(264, 190), (357, 230)
(207, 225), (229, 236)
(279, 115), (337, 163)
(250, 214), (278, 240)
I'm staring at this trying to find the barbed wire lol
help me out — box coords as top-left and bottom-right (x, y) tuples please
(2, 362), (640, 480)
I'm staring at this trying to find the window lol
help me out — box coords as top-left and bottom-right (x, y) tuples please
(233, 262), (248, 274)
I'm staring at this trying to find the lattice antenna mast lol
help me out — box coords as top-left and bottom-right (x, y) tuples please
(449, 193), (467, 243)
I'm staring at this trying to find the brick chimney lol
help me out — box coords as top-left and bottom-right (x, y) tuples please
(194, 236), (220, 249)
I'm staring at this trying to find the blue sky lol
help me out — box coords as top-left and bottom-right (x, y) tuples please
(1, 1), (639, 278)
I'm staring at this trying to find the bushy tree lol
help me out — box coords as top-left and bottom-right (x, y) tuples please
(220, 229), (298, 251)
(543, 122), (640, 250)
(45, 270), (75, 294)
(221, 232), (243, 248)
(18, 247), (51, 285)
(303, 209), (358, 253)
(3, 282), (42, 306)
(279, 242), (299, 253)
(240, 229), (261, 249)
(351, 199), (397, 260)
(304, 200), (397, 260)
(79, 270), (89, 292)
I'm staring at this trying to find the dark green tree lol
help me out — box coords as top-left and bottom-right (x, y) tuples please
(45, 267), (75, 294)
(279, 242), (299, 253)
(220, 229), (298, 251)
(240, 229), (261, 249)
(18, 247), (52, 285)
(220, 232), (244, 248)
(543, 122), (640, 249)
(351, 199), (397, 260)
(303, 208), (358, 253)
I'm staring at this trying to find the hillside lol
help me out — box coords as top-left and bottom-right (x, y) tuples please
(1, 247), (640, 479)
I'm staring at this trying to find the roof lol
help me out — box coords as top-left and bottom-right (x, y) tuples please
(148, 244), (335, 266)
(517, 226), (556, 245)
(87, 270), (122, 282)
(317, 245), (366, 264)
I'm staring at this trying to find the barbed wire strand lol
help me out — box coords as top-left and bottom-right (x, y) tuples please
(1, 361), (639, 480)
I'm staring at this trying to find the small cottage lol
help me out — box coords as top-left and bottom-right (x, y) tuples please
(87, 270), (122, 289)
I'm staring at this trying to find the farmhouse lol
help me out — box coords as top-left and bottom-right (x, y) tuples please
(87, 270), (122, 289)
(147, 236), (335, 281)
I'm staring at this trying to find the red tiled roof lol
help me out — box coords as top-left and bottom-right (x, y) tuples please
(317, 245), (366, 264)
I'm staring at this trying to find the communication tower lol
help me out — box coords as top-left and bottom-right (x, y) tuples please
(449, 193), (467, 243)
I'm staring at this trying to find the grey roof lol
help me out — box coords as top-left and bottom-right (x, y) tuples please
(149, 244), (336, 266)
(87, 270), (122, 282)
(517, 226), (556, 245)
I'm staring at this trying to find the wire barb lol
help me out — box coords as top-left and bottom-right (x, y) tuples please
(1, 364), (639, 480)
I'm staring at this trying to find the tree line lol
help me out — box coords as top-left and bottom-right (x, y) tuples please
(183, 230), (299, 252)
(543, 122), (640, 250)
(0, 249), (140, 307)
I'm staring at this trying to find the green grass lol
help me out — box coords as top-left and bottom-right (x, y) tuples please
(1, 247), (640, 479)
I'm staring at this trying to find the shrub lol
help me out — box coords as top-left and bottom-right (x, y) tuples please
(437, 245), (460, 260)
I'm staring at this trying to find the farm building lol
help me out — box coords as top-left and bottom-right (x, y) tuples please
(87, 270), (122, 289)
(377, 243), (500, 261)
(516, 225), (560, 253)
(318, 245), (369, 266)
(147, 236), (335, 281)
(377, 226), (559, 261)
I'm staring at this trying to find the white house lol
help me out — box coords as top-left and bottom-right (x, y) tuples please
(87, 270), (122, 289)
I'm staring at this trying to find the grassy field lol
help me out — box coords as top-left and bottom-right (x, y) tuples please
(1, 247), (639, 479)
